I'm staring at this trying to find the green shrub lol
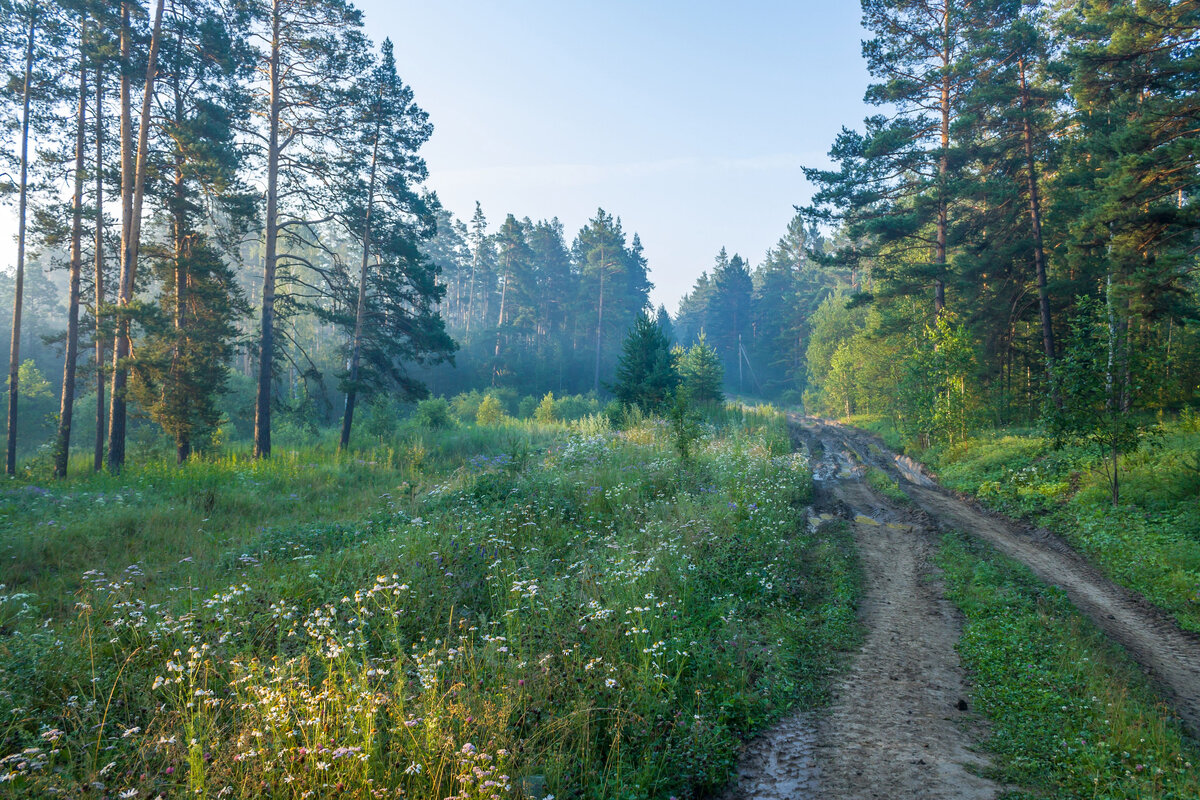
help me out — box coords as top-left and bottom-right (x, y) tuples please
(414, 397), (455, 429)
(534, 392), (557, 423)
(476, 394), (506, 426)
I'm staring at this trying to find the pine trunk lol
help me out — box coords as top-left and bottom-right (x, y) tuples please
(340, 113), (381, 451)
(171, 24), (189, 464)
(108, 0), (165, 472)
(6, 11), (36, 476)
(1019, 59), (1056, 371)
(934, 3), (950, 315)
(254, 1), (283, 458)
(54, 19), (89, 479)
(94, 62), (106, 472)
(593, 247), (605, 393)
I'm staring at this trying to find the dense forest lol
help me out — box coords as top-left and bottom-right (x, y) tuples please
(3, 0), (1197, 480)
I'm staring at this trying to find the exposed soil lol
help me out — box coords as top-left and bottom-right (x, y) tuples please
(726, 419), (1003, 800)
(722, 415), (1200, 799)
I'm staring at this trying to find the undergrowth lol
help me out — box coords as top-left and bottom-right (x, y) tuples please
(0, 407), (860, 799)
(939, 531), (1200, 800)
(924, 422), (1200, 633)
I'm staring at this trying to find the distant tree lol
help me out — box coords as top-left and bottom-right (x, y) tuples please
(654, 304), (674, 345)
(708, 249), (753, 388)
(677, 333), (724, 406)
(464, 201), (491, 337)
(491, 213), (535, 382)
(613, 313), (678, 412)
(573, 209), (651, 393)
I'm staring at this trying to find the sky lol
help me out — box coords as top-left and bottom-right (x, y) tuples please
(2, 1), (874, 314)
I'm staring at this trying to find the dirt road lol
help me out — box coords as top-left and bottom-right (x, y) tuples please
(723, 416), (1200, 799)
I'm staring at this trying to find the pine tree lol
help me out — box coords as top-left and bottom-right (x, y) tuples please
(107, 0), (167, 472)
(336, 37), (439, 448)
(804, 0), (997, 315)
(128, 0), (255, 462)
(52, 8), (92, 478)
(490, 214), (535, 384)
(613, 313), (678, 411)
(2, 0), (58, 474)
(251, 0), (369, 458)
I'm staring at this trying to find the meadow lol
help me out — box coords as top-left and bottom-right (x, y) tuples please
(0, 404), (860, 799)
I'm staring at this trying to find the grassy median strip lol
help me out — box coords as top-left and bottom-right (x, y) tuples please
(938, 531), (1200, 799)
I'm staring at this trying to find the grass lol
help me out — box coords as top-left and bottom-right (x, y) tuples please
(0, 406), (860, 799)
(938, 531), (1200, 799)
(864, 466), (910, 506)
(918, 421), (1200, 634)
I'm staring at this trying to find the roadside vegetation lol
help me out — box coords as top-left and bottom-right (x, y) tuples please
(0, 404), (860, 799)
(851, 414), (1200, 636)
(939, 531), (1200, 799)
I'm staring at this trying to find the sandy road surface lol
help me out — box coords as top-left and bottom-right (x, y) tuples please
(726, 419), (1002, 799)
(725, 416), (1200, 799)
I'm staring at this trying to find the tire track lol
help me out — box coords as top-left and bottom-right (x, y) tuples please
(805, 415), (1200, 739)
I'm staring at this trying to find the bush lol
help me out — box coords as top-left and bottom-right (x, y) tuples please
(476, 395), (506, 426)
(534, 392), (557, 423)
(555, 393), (601, 421)
(414, 397), (455, 429)
(517, 395), (539, 420)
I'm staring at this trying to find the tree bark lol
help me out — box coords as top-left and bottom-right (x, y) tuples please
(94, 61), (106, 472)
(254, 0), (282, 458)
(170, 8), (189, 463)
(108, 0), (165, 472)
(492, 254), (510, 385)
(6, 10), (37, 476)
(54, 18), (90, 478)
(340, 110), (381, 451)
(934, 0), (952, 315)
(593, 245), (606, 394)
(1019, 58), (1056, 372)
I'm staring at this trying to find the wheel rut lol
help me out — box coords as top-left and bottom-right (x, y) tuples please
(724, 419), (1003, 800)
(725, 415), (1200, 799)
(803, 416), (1200, 739)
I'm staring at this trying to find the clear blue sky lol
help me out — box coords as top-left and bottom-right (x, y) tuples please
(1, 2), (873, 314)
(371, 1), (872, 311)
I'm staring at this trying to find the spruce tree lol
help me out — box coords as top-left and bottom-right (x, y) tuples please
(613, 313), (678, 412)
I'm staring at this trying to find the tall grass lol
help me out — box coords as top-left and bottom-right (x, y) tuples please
(0, 408), (859, 799)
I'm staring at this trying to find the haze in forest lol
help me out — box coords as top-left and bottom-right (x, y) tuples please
(1, 1), (873, 310)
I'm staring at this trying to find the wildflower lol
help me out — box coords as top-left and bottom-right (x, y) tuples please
(405, 761), (423, 775)
(119, 790), (138, 799)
